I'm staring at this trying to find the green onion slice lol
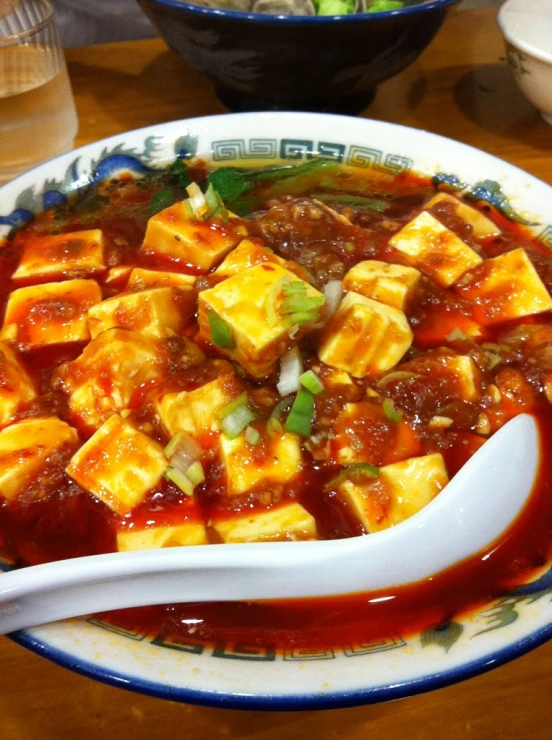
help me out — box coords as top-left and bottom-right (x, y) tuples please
(285, 388), (315, 437)
(208, 310), (235, 349)
(486, 353), (502, 371)
(299, 370), (325, 395)
(217, 393), (255, 439)
(245, 426), (261, 446)
(271, 396), (293, 421)
(382, 397), (403, 423)
(204, 182), (229, 222)
(217, 392), (249, 421)
(186, 461), (205, 487)
(165, 466), (194, 496)
(325, 463), (380, 490)
(266, 416), (284, 438)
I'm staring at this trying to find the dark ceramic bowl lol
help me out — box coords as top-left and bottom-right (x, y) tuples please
(137, 0), (461, 114)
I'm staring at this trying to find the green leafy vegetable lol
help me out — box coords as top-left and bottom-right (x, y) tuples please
(247, 160), (338, 183)
(169, 158), (192, 188)
(311, 193), (388, 211)
(285, 388), (315, 437)
(207, 167), (253, 201)
(314, 0), (356, 14)
(367, 0), (404, 12)
(279, 280), (325, 320)
(149, 188), (173, 215)
(325, 463), (380, 490)
(208, 310), (235, 349)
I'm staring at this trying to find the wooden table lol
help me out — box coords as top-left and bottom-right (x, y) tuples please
(1, 8), (551, 739)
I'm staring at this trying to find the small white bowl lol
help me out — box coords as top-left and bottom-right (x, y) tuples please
(498, 0), (552, 125)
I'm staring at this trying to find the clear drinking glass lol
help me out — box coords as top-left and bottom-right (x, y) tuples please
(0, 0), (78, 184)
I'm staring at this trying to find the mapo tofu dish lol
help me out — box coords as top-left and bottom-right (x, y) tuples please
(0, 158), (551, 592)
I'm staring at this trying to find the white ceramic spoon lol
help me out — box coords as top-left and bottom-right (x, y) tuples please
(0, 413), (540, 635)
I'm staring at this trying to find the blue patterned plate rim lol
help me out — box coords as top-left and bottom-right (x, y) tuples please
(8, 622), (552, 710)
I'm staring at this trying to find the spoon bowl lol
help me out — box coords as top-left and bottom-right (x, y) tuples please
(0, 413), (539, 635)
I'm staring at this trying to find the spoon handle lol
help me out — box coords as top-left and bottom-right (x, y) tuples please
(0, 414), (539, 635)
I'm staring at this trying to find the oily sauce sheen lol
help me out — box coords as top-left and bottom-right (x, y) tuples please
(0, 163), (551, 651)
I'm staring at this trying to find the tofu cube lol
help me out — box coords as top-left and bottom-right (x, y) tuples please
(12, 229), (106, 280)
(156, 375), (243, 438)
(318, 292), (413, 378)
(213, 503), (317, 543)
(117, 523), (208, 551)
(425, 193), (501, 239)
(389, 211), (482, 287)
(213, 238), (288, 282)
(0, 417), (78, 500)
(0, 343), (37, 427)
(219, 432), (302, 496)
(400, 352), (482, 401)
(56, 328), (167, 430)
(455, 248), (552, 325)
(198, 264), (325, 378)
(0, 279), (102, 348)
(141, 201), (245, 270)
(66, 415), (167, 515)
(342, 260), (420, 310)
(338, 453), (448, 533)
(127, 267), (196, 290)
(87, 286), (196, 339)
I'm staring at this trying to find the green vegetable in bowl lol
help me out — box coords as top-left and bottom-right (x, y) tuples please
(367, 0), (405, 12)
(313, 0), (356, 15)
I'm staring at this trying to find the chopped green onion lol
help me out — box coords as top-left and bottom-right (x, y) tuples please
(299, 370), (325, 395)
(186, 181), (210, 220)
(285, 388), (315, 437)
(204, 182), (228, 222)
(219, 401), (255, 440)
(165, 466), (194, 496)
(382, 397), (403, 423)
(482, 342), (502, 352)
(217, 392), (249, 422)
(271, 396), (293, 420)
(208, 310), (235, 349)
(486, 353), (502, 371)
(325, 463), (380, 490)
(446, 327), (471, 343)
(266, 416), (284, 438)
(245, 426), (261, 446)
(164, 433), (182, 459)
(183, 199), (195, 219)
(377, 371), (420, 388)
(186, 461), (205, 487)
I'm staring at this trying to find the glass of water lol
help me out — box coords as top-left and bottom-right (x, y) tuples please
(0, 0), (78, 184)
